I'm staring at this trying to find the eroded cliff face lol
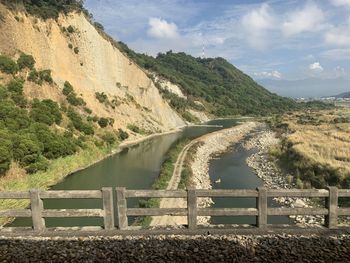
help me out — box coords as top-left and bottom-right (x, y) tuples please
(0, 6), (185, 131)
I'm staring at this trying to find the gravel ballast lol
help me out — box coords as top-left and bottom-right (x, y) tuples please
(1, 234), (349, 262)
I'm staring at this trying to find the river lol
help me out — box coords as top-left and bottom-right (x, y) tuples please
(11, 118), (291, 227)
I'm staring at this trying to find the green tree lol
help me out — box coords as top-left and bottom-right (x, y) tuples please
(0, 55), (18, 74)
(17, 53), (35, 70)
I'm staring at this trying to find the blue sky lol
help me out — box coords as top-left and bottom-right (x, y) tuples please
(84, 0), (350, 80)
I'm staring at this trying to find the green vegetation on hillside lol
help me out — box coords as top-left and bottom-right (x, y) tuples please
(1, 0), (85, 19)
(117, 43), (297, 117)
(0, 53), (117, 177)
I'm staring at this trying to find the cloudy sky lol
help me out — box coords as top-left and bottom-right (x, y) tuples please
(84, 0), (350, 81)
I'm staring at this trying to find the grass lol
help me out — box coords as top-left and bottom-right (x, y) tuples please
(0, 141), (117, 225)
(138, 139), (189, 227)
(178, 141), (203, 189)
(270, 108), (350, 189)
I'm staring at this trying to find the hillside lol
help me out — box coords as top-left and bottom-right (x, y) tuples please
(0, 2), (184, 133)
(335, 91), (350, 98)
(117, 43), (297, 116)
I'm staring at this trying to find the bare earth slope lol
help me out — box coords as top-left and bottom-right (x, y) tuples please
(0, 6), (184, 131)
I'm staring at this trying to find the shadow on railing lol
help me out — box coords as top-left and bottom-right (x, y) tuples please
(0, 187), (349, 234)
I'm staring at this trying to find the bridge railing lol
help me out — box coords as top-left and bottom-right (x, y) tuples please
(0, 187), (349, 233)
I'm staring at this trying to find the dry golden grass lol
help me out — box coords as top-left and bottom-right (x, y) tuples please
(283, 108), (350, 179)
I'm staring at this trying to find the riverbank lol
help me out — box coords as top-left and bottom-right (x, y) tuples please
(244, 126), (325, 225)
(150, 121), (260, 227)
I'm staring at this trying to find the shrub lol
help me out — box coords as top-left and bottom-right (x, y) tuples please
(68, 43), (73, 49)
(25, 156), (49, 174)
(67, 108), (94, 135)
(0, 55), (18, 74)
(0, 144), (12, 175)
(74, 47), (79, 54)
(118, 129), (129, 141)
(7, 78), (24, 94)
(101, 132), (116, 145)
(83, 107), (92, 114)
(67, 25), (74, 33)
(12, 134), (43, 166)
(27, 69), (39, 82)
(95, 92), (108, 103)
(38, 70), (53, 84)
(17, 53), (35, 70)
(63, 81), (74, 95)
(30, 99), (62, 125)
(94, 22), (104, 31)
(67, 93), (85, 106)
(98, 117), (109, 128)
(127, 124), (140, 133)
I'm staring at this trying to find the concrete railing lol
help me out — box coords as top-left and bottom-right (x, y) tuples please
(0, 187), (349, 234)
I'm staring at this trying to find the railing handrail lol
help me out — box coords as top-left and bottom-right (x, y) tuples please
(0, 187), (349, 233)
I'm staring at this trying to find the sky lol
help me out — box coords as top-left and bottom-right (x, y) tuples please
(84, 0), (350, 81)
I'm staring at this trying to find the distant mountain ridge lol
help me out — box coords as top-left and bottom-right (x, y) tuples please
(117, 44), (297, 116)
(258, 78), (350, 98)
(334, 91), (350, 98)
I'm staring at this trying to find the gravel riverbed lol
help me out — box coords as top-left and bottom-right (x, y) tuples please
(1, 234), (349, 262)
(244, 126), (350, 226)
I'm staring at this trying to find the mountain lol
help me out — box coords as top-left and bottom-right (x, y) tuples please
(334, 91), (350, 98)
(117, 44), (297, 116)
(258, 78), (350, 98)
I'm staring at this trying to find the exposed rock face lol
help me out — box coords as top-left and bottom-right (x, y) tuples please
(0, 6), (185, 131)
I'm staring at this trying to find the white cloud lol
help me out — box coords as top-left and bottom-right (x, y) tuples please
(254, 70), (282, 79)
(147, 17), (179, 39)
(282, 2), (325, 36)
(324, 24), (350, 46)
(321, 48), (350, 60)
(309, 62), (324, 71)
(241, 4), (276, 49)
(330, 0), (350, 7)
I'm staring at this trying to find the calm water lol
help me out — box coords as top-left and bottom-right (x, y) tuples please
(11, 119), (239, 227)
(11, 118), (291, 227)
(210, 139), (292, 225)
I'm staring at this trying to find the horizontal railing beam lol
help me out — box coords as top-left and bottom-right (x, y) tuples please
(125, 190), (187, 198)
(338, 189), (350, 197)
(42, 209), (103, 218)
(40, 191), (102, 199)
(127, 208), (187, 216)
(267, 189), (329, 197)
(198, 208), (258, 216)
(0, 192), (30, 199)
(0, 209), (31, 217)
(337, 208), (350, 216)
(268, 208), (328, 216)
(196, 189), (258, 197)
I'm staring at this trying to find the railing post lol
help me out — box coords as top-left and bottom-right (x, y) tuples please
(326, 186), (338, 229)
(29, 189), (45, 232)
(257, 187), (267, 228)
(116, 187), (128, 230)
(102, 187), (115, 230)
(187, 188), (197, 230)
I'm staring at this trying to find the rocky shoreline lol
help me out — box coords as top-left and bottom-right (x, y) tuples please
(190, 122), (259, 224)
(244, 126), (328, 226)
